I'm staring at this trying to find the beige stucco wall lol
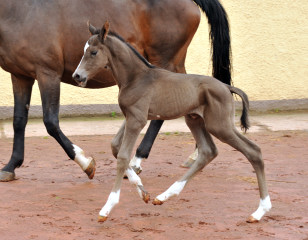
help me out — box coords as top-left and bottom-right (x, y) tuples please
(0, 0), (307, 109)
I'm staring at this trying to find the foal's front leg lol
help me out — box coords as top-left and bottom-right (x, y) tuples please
(111, 120), (150, 202)
(98, 116), (147, 222)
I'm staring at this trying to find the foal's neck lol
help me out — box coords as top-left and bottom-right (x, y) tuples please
(106, 36), (150, 88)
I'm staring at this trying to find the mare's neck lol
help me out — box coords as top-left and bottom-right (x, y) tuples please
(106, 36), (149, 89)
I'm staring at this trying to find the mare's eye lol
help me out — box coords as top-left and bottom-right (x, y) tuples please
(91, 51), (97, 56)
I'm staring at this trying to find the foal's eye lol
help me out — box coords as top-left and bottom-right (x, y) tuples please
(91, 51), (97, 56)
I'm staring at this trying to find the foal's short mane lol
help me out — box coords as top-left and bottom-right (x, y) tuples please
(108, 31), (156, 69)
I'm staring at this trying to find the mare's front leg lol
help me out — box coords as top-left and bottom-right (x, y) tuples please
(98, 115), (147, 222)
(0, 74), (34, 181)
(37, 70), (95, 179)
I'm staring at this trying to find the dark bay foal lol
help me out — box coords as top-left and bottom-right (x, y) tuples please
(73, 22), (271, 223)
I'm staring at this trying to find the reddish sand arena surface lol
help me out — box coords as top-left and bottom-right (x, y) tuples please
(0, 130), (307, 239)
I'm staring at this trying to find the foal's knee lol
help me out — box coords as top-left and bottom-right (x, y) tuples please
(116, 156), (129, 173)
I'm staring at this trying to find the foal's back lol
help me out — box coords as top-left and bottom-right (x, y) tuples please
(146, 69), (232, 120)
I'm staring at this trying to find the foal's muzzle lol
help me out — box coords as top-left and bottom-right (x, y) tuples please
(72, 72), (88, 87)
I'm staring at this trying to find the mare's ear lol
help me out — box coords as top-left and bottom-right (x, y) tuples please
(88, 21), (99, 35)
(99, 21), (110, 43)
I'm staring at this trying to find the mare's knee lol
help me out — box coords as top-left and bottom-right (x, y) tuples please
(43, 115), (60, 137)
(13, 116), (28, 133)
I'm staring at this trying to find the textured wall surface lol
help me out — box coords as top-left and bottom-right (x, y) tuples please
(0, 0), (307, 112)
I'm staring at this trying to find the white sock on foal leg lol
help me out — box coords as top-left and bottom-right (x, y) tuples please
(125, 168), (149, 202)
(250, 195), (272, 221)
(72, 144), (92, 171)
(156, 180), (187, 202)
(99, 190), (120, 220)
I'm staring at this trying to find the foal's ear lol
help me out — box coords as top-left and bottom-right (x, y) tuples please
(87, 21), (99, 35)
(99, 21), (110, 43)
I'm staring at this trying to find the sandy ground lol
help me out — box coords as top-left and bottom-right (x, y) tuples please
(0, 127), (307, 239)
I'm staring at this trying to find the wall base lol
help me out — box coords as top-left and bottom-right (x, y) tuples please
(1, 98), (308, 120)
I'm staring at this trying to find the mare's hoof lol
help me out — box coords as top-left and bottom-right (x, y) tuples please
(246, 215), (259, 223)
(152, 198), (164, 205)
(132, 166), (142, 175)
(85, 158), (96, 179)
(98, 215), (108, 223)
(0, 171), (15, 182)
(180, 158), (195, 168)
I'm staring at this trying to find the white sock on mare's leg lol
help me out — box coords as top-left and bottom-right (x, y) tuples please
(129, 156), (143, 172)
(73, 144), (92, 171)
(125, 168), (145, 198)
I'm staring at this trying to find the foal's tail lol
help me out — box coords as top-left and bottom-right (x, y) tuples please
(228, 86), (250, 132)
(193, 0), (232, 85)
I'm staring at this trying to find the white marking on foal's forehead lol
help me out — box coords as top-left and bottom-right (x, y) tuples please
(84, 41), (89, 53)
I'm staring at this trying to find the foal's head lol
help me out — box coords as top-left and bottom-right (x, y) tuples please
(73, 21), (110, 87)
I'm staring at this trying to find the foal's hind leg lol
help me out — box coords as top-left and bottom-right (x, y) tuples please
(153, 115), (218, 204)
(208, 123), (271, 222)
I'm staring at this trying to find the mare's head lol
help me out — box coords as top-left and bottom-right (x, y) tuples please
(73, 21), (110, 87)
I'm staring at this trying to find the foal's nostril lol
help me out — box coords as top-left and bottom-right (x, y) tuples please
(74, 73), (81, 81)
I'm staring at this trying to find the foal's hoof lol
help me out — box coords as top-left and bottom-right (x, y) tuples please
(98, 215), (108, 223)
(152, 198), (164, 205)
(142, 191), (150, 203)
(180, 158), (195, 168)
(85, 158), (96, 179)
(0, 171), (15, 182)
(246, 215), (259, 223)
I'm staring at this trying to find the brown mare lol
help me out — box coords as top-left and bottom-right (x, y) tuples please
(73, 22), (272, 223)
(0, 0), (231, 182)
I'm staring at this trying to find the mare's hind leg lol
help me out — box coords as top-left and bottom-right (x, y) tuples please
(37, 71), (95, 179)
(129, 120), (164, 174)
(153, 115), (217, 204)
(207, 122), (271, 222)
(0, 74), (34, 181)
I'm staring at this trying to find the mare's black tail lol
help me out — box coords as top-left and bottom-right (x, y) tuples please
(193, 0), (232, 85)
(228, 86), (250, 132)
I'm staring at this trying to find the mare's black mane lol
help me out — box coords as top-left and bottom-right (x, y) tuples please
(108, 31), (156, 69)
